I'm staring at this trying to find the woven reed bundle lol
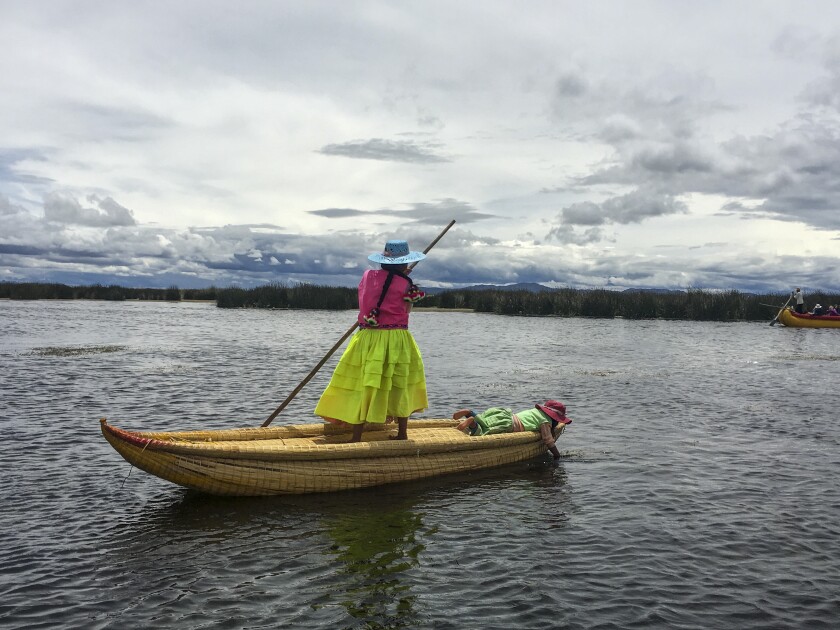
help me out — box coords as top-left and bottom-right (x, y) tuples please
(101, 419), (545, 461)
(131, 419), (459, 443)
(101, 419), (567, 496)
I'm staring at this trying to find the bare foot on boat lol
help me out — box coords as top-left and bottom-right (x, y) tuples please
(453, 409), (477, 431)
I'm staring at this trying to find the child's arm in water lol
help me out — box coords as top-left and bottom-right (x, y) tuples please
(539, 422), (561, 459)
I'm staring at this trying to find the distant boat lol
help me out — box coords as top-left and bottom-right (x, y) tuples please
(101, 418), (571, 496)
(778, 308), (840, 328)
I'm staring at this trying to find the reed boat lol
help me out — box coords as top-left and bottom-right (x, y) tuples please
(778, 308), (840, 329)
(100, 418), (570, 496)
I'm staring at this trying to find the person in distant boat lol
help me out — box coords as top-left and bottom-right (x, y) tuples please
(827, 305), (839, 316)
(315, 240), (428, 442)
(453, 400), (571, 459)
(811, 303), (825, 316)
(792, 288), (805, 314)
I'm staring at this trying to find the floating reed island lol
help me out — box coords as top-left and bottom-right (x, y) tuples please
(4, 281), (840, 322)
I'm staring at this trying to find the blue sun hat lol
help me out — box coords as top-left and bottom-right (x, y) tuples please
(368, 239), (426, 265)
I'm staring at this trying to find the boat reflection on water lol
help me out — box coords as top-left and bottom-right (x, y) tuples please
(315, 460), (570, 628)
(321, 497), (424, 627)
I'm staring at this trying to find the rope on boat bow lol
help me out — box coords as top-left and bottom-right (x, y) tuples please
(119, 439), (152, 491)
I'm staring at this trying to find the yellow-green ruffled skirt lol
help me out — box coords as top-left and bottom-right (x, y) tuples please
(315, 328), (428, 425)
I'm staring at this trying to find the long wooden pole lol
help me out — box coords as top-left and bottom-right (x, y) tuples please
(262, 219), (456, 426)
(770, 293), (794, 326)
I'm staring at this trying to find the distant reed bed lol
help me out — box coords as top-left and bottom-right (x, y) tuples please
(0, 282), (215, 301)
(423, 288), (810, 320)
(215, 283), (357, 310)
(6, 281), (840, 321)
(217, 284), (840, 321)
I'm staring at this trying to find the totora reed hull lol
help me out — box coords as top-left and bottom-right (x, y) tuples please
(778, 308), (840, 328)
(101, 418), (569, 496)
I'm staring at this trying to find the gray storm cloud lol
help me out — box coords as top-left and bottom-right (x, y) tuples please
(318, 138), (449, 163)
(547, 190), (688, 247)
(309, 198), (495, 226)
(44, 194), (136, 227)
(542, 47), (840, 245)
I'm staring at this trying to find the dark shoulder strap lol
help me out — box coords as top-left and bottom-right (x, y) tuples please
(374, 271), (397, 311)
(373, 269), (418, 312)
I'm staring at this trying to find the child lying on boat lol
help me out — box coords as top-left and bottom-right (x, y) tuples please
(452, 400), (571, 459)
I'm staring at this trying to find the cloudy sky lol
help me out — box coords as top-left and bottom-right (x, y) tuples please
(3, 1), (840, 292)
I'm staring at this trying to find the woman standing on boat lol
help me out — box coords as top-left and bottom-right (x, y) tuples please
(315, 240), (428, 442)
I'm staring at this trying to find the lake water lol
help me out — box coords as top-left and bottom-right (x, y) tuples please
(1, 300), (839, 629)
